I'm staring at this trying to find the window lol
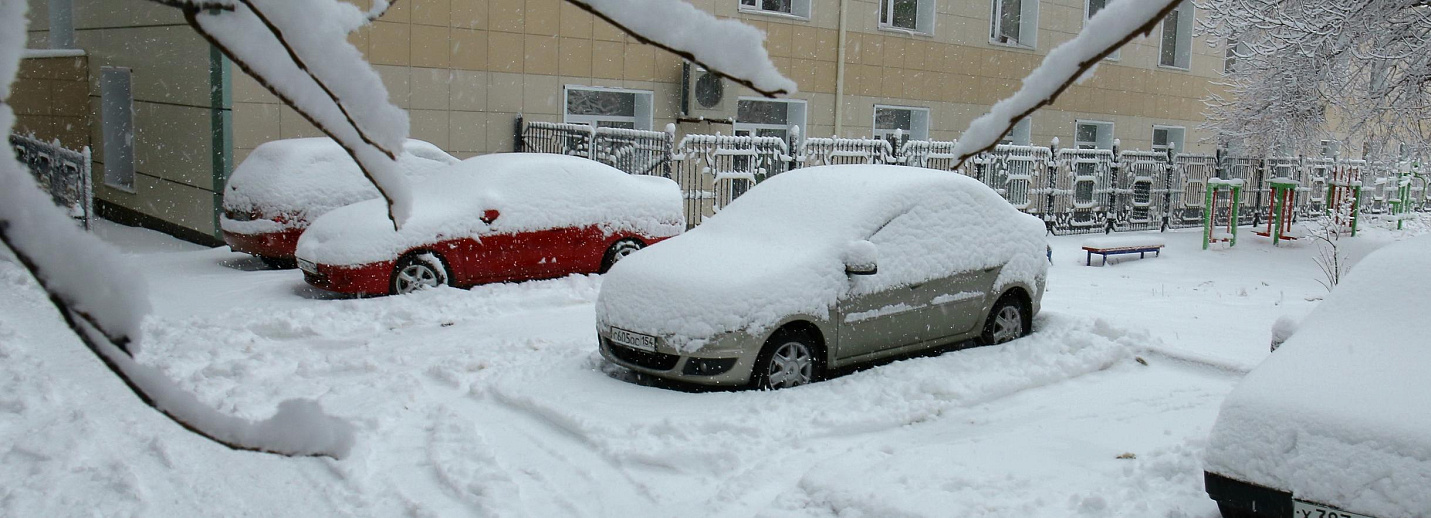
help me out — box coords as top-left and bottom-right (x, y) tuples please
(999, 118), (1032, 146)
(564, 86), (653, 130)
(873, 105), (930, 142)
(1085, 0), (1118, 60)
(1074, 120), (1113, 150)
(735, 98), (807, 142)
(101, 67), (135, 191)
(992, 0), (1039, 49)
(1320, 140), (1340, 158)
(739, 0), (810, 18)
(1153, 126), (1185, 155)
(49, 0), (74, 49)
(1159, 1), (1193, 69)
(1223, 38), (1246, 74)
(879, 0), (934, 34)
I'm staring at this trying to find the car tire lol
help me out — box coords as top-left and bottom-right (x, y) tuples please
(980, 294), (1028, 345)
(751, 329), (822, 390)
(599, 239), (644, 273)
(259, 256), (296, 269)
(390, 252), (448, 295)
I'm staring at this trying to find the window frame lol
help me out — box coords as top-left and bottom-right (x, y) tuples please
(878, 0), (936, 36)
(1074, 120), (1115, 150)
(101, 66), (136, 192)
(1158, 1), (1194, 70)
(738, 0), (812, 20)
(562, 85), (655, 131)
(990, 0), (1040, 49)
(1000, 118), (1033, 146)
(873, 104), (931, 142)
(734, 97), (808, 143)
(1152, 125), (1186, 156)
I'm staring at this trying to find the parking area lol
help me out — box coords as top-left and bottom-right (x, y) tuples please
(0, 218), (1421, 517)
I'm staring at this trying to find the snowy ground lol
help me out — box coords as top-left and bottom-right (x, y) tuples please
(1, 215), (1424, 517)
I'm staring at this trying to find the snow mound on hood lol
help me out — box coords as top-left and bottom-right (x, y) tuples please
(1204, 234), (1431, 517)
(295, 153), (684, 266)
(221, 138), (456, 232)
(596, 165), (1048, 347)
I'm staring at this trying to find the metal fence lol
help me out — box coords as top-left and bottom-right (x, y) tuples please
(10, 133), (92, 229)
(515, 120), (1427, 233)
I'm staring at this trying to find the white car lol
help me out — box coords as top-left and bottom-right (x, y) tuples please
(220, 138), (458, 267)
(595, 165), (1050, 389)
(1204, 235), (1431, 518)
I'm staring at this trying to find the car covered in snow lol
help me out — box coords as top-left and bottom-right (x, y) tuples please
(1204, 235), (1431, 518)
(294, 153), (684, 296)
(595, 165), (1050, 389)
(221, 138), (459, 267)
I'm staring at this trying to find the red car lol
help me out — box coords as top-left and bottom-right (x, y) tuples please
(293, 153), (685, 295)
(221, 138), (458, 267)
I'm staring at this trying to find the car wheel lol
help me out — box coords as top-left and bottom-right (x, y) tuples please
(259, 256), (296, 269)
(752, 330), (821, 390)
(390, 253), (448, 295)
(980, 295), (1027, 345)
(599, 239), (644, 273)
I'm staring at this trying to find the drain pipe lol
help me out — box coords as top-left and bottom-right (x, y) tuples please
(834, 0), (848, 136)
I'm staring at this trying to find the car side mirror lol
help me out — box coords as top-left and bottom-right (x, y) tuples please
(843, 240), (878, 276)
(480, 209), (500, 225)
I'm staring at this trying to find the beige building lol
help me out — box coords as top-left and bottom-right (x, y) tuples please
(17, 0), (1226, 244)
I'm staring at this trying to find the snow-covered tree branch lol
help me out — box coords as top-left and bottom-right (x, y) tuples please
(950, 0), (1185, 167)
(1, 0), (353, 460)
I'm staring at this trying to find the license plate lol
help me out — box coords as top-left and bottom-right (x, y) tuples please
(609, 327), (657, 352)
(1293, 500), (1374, 518)
(297, 258), (318, 274)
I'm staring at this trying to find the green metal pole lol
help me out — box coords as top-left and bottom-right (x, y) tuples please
(1203, 182), (1214, 250)
(1231, 184), (1240, 247)
(1351, 185), (1361, 237)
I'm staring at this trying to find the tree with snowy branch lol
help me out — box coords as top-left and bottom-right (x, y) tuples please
(1197, 0), (1431, 158)
(0, 0), (1183, 457)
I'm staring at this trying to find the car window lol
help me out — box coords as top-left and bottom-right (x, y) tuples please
(856, 201), (977, 294)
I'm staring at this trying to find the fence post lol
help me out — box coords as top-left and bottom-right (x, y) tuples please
(1108, 138), (1121, 233)
(512, 114), (524, 153)
(1046, 137), (1059, 232)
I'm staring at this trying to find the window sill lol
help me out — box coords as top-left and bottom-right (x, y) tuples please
(877, 25), (933, 38)
(988, 38), (1037, 51)
(1157, 63), (1191, 72)
(737, 7), (811, 22)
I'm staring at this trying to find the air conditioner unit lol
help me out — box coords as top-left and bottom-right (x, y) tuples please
(682, 62), (735, 122)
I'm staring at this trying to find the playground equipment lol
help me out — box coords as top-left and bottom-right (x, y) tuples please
(1387, 165), (1425, 231)
(1203, 178), (1243, 249)
(1325, 163), (1362, 236)
(1254, 178), (1299, 245)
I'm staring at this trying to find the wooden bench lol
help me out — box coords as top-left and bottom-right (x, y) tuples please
(1081, 236), (1166, 266)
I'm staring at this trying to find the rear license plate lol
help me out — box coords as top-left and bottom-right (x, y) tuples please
(610, 327), (657, 352)
(297, 258), (317, 274)
(1293, 500), (1373, 518)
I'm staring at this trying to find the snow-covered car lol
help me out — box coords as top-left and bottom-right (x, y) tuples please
(294, 153), (685, 296)
(595, 165), (1050, 389)
(221, 138), (458, 267)
(1204, 235), (1431, 518)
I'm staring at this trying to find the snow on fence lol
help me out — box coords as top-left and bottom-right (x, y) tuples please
(517, 119), (674, 178)
(515, 120), (1421, 234)
(9, 134), (92, 230)
(670, 133), (791, 227)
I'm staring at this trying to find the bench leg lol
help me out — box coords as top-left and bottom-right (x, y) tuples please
(1140, 251), (1145, 259)
(1086, 250), (1091, 266)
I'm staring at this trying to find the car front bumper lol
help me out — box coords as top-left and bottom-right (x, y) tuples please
(224, 227), (304, 259)
(300, 258), (394, 296)
(597, 327), (764, 387)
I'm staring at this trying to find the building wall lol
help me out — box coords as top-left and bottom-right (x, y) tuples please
(9, 55), (91, 152)
(25, 0), (229, 242)
(232, 0), (1225, 162)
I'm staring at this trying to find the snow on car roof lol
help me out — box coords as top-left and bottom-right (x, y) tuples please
(295, 153), (684, 266)
(1204, 234), (1431, 517)
(222, 138), (457, 222)
(596, 165), (1049, 349)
